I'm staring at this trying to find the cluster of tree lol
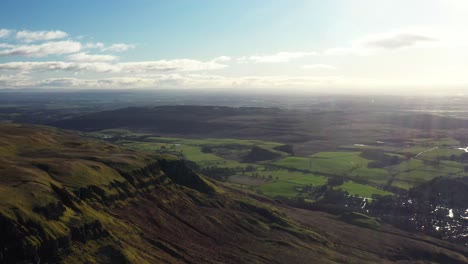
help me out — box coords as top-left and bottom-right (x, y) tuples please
(449, 152), (468, 163)
(273, 144), (294, 155)
(360, 149), (401, 168)
(248, 172), (277, 181)
(199, 166), (238, 181)
(241, 146), (281, 162)
(327, 177), (344, 186)
(200, 146), (213, 153)
(199, 164), (267, 181)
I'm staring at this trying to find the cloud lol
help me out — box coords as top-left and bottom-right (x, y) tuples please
(85, 42), (105, 49)
(36, 77), (159, 88)
(67, 52), (118, 62)
(228, 75), (340, 88)
(0, 61), (117, 73)
(0, 29), (12, 38)
(0, 58), (227, 73)
(0, 41), (81, 57)
(1, 73), (343, 89)
(85, 42), (135, 52)
(302, 64), (337, 70)
(118, 59), (227, 73)
(0, 43), (15, 48)
(238, 51), (316, 63)
(212, 56), (231, 62)
(101, 43), (135, 52)
(154, 74), (342, 89)
(325, 29), (440, 56)
(357, 32), (438, 50)
(0, 73), (32, 87)
(19, 75), (191, 89)
(16, 30), (68, 43)
(324, 47), (365, 56)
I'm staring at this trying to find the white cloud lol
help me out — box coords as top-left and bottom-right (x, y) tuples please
(152, 74), (342, 89)
(212, 56), (231, 62)
(302, 64), (337, 70)
(324, 47), (367, 56)
(36, 77), (159, 88)
(2, 71), (463, 91)
(67, 52), (118, 62)
(325, 29), (440, 56)
(0, 73), (33, 87)
(228, 75), (341, 88)
(19, 75), (193, 89)
(0, 41), (81, 57)
(238, 51), (316, 63)
(16, 30), (68, 43)
(85, 42), (105, 49)
(102, 43), (135, 52)
(0, 29), (12, 38)
(356, 32), (438, 50)
(85, 42), (135, 52)
(0, 43), (15, 48)
(1, 73), (343, 89)
(118, 59), (227, 73)
(0, 58), (227, 73)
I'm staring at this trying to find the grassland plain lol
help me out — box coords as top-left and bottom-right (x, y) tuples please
(335, 181), (393, 197)
(93, 129), (468, 199)
(118, 135), (395, 198)
(255, 173), (327, 197)
(275, 152), (370, 174)
(126, 144), (369, 197)
(273, 152), (391, 187)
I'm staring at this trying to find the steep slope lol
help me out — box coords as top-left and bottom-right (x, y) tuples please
(0, 123), (333, 263)
(0, 123), (466, 263)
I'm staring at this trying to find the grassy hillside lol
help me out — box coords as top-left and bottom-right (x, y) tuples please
(0, 123), (466, 263)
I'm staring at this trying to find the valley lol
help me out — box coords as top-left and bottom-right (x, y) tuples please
(1, 92), (468, 262)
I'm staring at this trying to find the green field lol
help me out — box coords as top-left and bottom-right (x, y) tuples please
(275, 152), (370, 174)
(104, 130), (468, 198)
(274, 152), (392, 185)
(287, 175), (327, 186)
(336, 181), (393, 197)
(256, 173), (327, 197)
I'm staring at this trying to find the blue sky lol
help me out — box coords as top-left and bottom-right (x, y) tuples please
(0, 0), (467, 93)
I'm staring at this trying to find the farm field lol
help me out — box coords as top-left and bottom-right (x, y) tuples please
(335, 181), (393, 197)
(92, 129), (468, 200)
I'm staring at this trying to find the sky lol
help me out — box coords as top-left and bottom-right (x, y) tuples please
(0, 0), (468, 94)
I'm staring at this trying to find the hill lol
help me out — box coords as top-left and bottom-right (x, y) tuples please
(48, 105), (468, 156)
(0, 123), (467, 263)
(48, 106), (326, 143)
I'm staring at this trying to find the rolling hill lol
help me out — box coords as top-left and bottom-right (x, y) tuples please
(0, 123), (467, 263)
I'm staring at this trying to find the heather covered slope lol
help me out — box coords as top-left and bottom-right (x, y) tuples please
(0, 123), (467, 263)
(0, 123), (333, 263)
